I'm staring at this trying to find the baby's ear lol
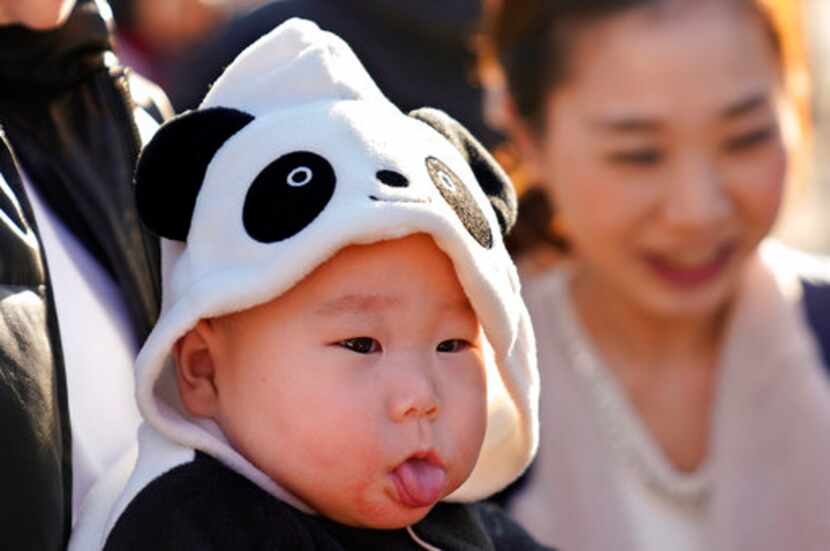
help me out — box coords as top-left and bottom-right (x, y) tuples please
(174, 320), (220, 419)
(134, 107), (255, 241)
(408, 107), (517, 236)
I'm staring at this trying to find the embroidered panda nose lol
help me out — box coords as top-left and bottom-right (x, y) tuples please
(376, 170), (409, 188)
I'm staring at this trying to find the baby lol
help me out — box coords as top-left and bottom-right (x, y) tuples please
(71, 18), (545, 550)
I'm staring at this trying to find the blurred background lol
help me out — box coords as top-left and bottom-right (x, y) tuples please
(780, 0), (830, 253)
(108, 0), (830, 254)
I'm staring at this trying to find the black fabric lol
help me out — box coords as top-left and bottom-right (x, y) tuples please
(0, 0), (110, 98)
(802, 276), (830, 377)
(0, 0), (164, 341)
(243, 151), (336, 243)
(426, 156), (493, 249)
(0, 131), (72, 550)
(105, 452), (557, 550)
(135, 107), (254, 241)
(488, 466), (534, 512)
(168, 0), (503, 149)
(0, 132), (42, 284)
(410, 108), (517, 236)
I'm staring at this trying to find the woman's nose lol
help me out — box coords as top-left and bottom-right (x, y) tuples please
(661, 155), (731, 231)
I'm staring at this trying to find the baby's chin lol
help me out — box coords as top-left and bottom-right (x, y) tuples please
(313, 488), (450, 530)
(293, 457), (474, 529)
(331, 503), (437, 530)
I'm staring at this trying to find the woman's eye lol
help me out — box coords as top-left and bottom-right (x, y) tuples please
(338, 337), (381, 354)
(606, 149), (664, 166)
(436, 339), (470, 353)
(724, 126), (774, 153)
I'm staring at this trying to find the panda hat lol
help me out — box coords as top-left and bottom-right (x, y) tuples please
(133, 18), (539, 506)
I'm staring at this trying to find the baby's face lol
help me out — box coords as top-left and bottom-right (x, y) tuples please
(186, 234), (487, 528)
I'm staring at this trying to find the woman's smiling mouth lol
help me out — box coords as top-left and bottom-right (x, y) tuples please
(643, 242), (737, 289)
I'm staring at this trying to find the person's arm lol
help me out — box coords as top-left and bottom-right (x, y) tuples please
(0, 132), (71, 551)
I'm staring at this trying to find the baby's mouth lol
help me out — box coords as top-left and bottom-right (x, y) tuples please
(390, 453), (447, 508)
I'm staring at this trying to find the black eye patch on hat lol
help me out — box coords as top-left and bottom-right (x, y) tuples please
(134, 107), (256, 241)
(243, 151), (336, 243)
(426, 156), (493, 249)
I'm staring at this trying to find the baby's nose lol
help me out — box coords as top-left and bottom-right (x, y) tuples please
(388, 376), (440, 422)
(395, 398), (439, 422)
(376, 169), (409, 188)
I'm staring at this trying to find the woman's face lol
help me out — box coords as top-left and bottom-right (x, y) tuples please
(0, 0), (76, 29)
(525, 1), (787, 319)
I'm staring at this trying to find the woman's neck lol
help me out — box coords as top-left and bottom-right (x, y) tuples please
(569, 266), (731, 371)
(567, 264), (733, 472)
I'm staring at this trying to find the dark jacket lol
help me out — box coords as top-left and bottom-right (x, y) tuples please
(169, 0), (503, 149)
(0, 2), (167, 549)
(103, 452), (556, 551)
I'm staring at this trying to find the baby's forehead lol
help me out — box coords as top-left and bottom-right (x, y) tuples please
(285, 234), (479, 320)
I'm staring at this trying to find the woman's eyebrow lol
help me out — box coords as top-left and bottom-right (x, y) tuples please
(591, 92), (771, 134)
(592, 115), (662, 134)
(721, 91), (769, 120)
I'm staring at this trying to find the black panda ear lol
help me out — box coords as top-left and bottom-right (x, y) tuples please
(408, 107), (517, 236)
(134, 107), (255, 241)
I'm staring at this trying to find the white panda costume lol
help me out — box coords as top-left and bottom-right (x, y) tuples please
(70, 18), (544, 551)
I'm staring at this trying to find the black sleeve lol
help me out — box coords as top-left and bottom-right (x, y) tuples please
(470, 501), (559, 551)
(104, 454), (326, 551)
(802, 276), (830, 378)
(0, 133), (72, 551)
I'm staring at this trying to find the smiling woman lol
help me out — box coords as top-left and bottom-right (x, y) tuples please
(519, 1), (786, 320)
(479, 1), (830, 550)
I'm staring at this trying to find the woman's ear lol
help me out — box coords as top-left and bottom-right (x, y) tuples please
(501, 99), (547, 185)
(174, 320), (221, 419)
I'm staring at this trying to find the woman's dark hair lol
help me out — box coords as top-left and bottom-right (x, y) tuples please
(483, 0), (658, 129)
(481, 0), (788, 130)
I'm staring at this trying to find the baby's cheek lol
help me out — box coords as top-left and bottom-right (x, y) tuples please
(302, 418), (388, 492)
(345, 475), (390, 519)
(310, 444), (398, 527)
(439, 391), (487, 489)
(458, 411), (487, 466)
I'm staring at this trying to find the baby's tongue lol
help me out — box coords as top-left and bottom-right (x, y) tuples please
(393, 458), (447, 508)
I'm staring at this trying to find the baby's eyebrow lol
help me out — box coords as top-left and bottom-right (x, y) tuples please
(313, 293), (475, 318)
(446, 297), (476, 316)
(314, 293), (402, 317)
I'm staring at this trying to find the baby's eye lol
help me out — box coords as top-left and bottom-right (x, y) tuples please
(436, 339), (470, 353)
(338, 337), (381, 354)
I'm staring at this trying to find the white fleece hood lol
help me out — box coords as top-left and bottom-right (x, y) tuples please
(132, 18), (538, 508)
